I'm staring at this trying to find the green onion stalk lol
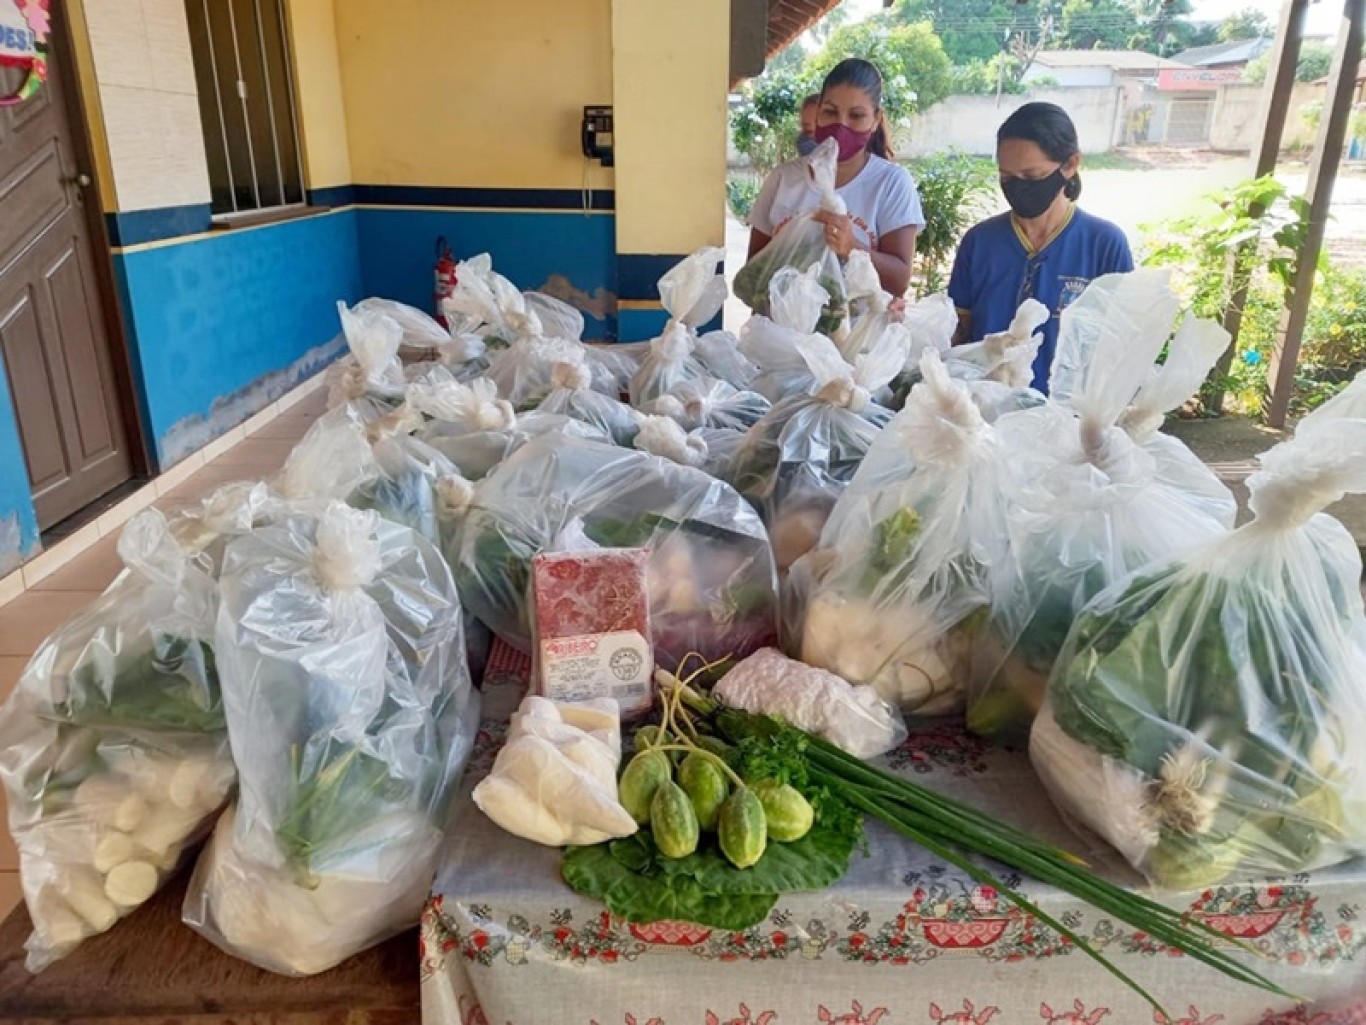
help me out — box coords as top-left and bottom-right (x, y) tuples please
(702, 706), (1299, 1018)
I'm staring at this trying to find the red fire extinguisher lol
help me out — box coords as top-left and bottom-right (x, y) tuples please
(434, 236), (457, 327)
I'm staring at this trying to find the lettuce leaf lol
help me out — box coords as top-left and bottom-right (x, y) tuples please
(561, 812), (858, 930)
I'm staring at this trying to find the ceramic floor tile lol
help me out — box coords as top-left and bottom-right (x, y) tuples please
(0, 869), (19, 921)
(29, 534), (125, 594)
(0, 591), (99, 657)
(290, 390), (329, 417)
(246, 415), (316, 441)
(206, 436), (298, 469)
(0, 655), (26, 702)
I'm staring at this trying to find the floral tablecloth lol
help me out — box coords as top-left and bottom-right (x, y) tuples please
(421, 647), (1366, 1025)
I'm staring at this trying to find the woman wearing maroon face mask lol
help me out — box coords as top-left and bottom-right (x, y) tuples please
(747, 58), (925, 298)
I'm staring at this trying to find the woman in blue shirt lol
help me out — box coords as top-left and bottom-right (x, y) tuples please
(948, 102), (1133, 393)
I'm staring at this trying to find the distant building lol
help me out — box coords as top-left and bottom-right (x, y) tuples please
(1022, 49), (1185, 88)
(1172, 37), (1273, 71)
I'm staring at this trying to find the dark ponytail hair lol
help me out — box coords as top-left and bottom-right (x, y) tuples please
(820, 58), (894, 160)
(997, 101), (1082, 200)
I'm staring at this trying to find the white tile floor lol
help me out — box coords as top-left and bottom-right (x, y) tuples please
(0, 384), (327, 919)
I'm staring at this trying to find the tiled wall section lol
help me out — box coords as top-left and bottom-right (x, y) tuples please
(83, 0), (211, 212)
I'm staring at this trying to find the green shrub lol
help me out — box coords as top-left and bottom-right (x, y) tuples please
(726, 174), (762, 222)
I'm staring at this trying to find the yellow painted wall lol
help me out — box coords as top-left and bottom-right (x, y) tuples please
(612, 0), (729, 254)
(286, 0), (352, 190)
(333, 0), (614, 192)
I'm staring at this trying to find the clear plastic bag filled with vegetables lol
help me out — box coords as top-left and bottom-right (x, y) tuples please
(730, 326), (907, 573)
(1033, 370), (1366, 889)
(626, 248), (728, 406)
(351, 297), (450, 353)
(487, 334), (619, 412)
(414, 374), (607, 481)
(733, 138), (849, 340)
(183, 502), (479, 976)
(0, 508), (239, 971)
(452, 432), (779, 672)
(632, 413), (742, 478)
(325, 300), (408, 421)
(534, 358), (641, 446)
(739, 264), (834, 403)
(641, 377), (771, 432)
(796, 349), (1011, 715)
(967, 270), (1236, 743)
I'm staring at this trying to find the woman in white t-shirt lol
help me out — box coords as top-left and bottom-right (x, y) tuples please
(747, 58), (925, 298)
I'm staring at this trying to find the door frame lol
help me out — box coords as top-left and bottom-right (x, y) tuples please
(37, 4), (152, 482)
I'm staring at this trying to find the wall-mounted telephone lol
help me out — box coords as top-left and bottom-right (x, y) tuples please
(581, 106), (614, 167)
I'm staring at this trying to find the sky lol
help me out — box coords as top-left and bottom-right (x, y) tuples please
(837, 0), (1341, 39)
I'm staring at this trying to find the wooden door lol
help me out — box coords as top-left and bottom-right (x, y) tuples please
(0, 13), (134, 530)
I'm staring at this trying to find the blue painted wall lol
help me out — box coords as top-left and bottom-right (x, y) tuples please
(355, 207), (617, 340)
(0, 356), (40, 572)
(112, 209), (363, 468)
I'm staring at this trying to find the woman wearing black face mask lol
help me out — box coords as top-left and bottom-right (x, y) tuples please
(947, 102), (1133, 394)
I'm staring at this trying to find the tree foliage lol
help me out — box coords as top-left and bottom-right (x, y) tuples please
(1217, 7), (1271, 43)
(1243, 41), (1335, 85)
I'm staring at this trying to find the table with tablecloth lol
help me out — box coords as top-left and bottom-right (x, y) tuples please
(420, 646), (1366, 1025)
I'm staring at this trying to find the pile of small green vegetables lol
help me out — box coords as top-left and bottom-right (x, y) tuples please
(562, 661), (1294, 1016)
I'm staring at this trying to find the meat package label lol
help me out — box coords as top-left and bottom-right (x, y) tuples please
(539, 630), (652, 714)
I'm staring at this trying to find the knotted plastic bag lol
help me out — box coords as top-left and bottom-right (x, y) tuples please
(0, 508), (237, 971)
(968, 270), (1236, 743)
(1034, 369), (1366, 889)
(536, 358), (641, 446)
(796, 349), (1012, 715)
(739, 264), (834, 403)
(325, 301), (408, 420)
(414, 374), (606, 481)
(627, 248), (728, 406)
(730, 323), (907, 573)
(453, 432), (778, 672)
(641, 377), (771, 433)
(631, 413), (741, 478)
(733, 138), (850, 340)
(184, 502), (479, 975)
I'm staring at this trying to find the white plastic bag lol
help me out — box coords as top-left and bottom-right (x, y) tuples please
(714, 648), (906, 760)
(1033, 369), (1366, 889)
(733, 138), (849, 340)
(797, 350), (1011, 715)
(353, 297), (449, 352)
(535, 358), (641, 446)
(738, 264), (834, 402)
(487, 335), (618, 411)
(453, 432), (779, 672)
(473, 695), (635, 847)
(882, 292), (959, 408)
(272, 409), (380, 505)
(968, 271), (1236, 742)
(326, 301), (408, 419)
(641, 377), (771, 432)
(694, 331), (758, 387)
(730, 326), (908, 572)
(415, 374), (606, 481)
(184, 502), (479, 975)
(0, 509), (236, 971)
(626, 248), (728, 406)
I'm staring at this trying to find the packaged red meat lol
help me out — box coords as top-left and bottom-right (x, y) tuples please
(531, 548), (654, 718)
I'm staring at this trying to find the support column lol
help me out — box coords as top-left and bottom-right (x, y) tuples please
(1265, 0), (1365, 427)
(611, 0), (730, 341)
(1207, 0), (1308, 412)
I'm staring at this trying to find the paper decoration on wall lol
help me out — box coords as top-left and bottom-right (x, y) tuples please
(0, 0), (49, 107)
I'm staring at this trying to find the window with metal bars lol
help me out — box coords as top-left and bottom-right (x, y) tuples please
(184, 0), (306, 218)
